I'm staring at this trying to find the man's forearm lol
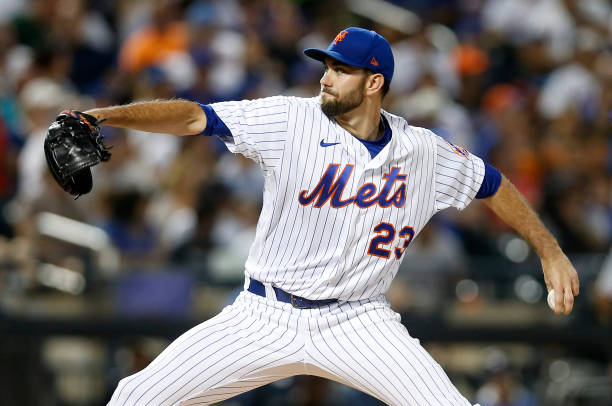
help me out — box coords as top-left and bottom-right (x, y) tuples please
(85, 99), (207, 136)
(483, 175), (560, 258)
(483, 174), (579, 314)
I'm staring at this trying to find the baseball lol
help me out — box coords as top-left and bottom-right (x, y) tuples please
(547, 289), (556, 311)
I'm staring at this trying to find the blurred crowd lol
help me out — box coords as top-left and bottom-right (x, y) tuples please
(0, 0), (611, 405)
(2, 0), (610, 311)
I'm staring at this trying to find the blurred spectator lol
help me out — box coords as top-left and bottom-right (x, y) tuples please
(537, 27), (603, 121)
(16, 77), (73, 208)
(475, 349), (537, 406)
(98, 189), (160, 269)
(481, 0), (574, 63)
(118, 0), (188, 74)
(170, 180), (227, 268)
(10, 0), (53, 48)
(145, 137), (216, 258)
(541, 171), (609, 253)
(476, 369), (537, 406)
(388, 25), (460, 98)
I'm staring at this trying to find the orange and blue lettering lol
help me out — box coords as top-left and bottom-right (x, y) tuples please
(354, 183), (378, 208)
(299, 164), (355, 208)
(394, 226), (415, 259)
(299, 164), (407, 209)
(378, 167), (407, 208)
(367, 222), (396, 258)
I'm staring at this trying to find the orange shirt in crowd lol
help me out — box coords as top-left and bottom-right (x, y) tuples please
(119, 22), (188, 73)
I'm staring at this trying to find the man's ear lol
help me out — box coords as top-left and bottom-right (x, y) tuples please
(365, 73), (385, 97)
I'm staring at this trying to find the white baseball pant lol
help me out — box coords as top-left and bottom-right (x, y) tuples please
(108, 290), (477, 406)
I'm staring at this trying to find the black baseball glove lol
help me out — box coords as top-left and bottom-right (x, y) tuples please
(44, 110), (111, 198)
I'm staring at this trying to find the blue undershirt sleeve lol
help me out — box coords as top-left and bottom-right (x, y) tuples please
(475, 162), (502, 199)
(197, 103), (232, 137)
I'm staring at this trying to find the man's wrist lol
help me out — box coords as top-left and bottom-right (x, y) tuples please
(537, 241), (563, 260)
(84, 108), (107, 122)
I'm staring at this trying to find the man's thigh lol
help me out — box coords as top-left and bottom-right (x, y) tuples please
(108, 293), (304, 406)
(306, 302), (475, 406)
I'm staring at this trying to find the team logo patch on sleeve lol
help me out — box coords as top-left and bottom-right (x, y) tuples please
(446, 140), (470, 157)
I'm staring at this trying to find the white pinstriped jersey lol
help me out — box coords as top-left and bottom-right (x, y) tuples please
(210, 96), (485, 301)
(108, 95), (484, 405)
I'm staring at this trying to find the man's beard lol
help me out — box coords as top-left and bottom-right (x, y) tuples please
(320, 81), (365, 118)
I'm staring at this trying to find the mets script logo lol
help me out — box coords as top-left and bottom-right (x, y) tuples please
(333, 30), (348, 45)
(298, 164), (407, 209)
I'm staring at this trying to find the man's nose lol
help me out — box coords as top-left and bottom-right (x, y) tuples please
(320, 70), (332, 87)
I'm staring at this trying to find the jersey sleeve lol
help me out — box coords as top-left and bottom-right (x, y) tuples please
(207, 96), (290, 169)
(433, 135), (485, 211)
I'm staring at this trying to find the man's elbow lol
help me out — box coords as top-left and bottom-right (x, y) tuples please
(176, 102), (207, 136)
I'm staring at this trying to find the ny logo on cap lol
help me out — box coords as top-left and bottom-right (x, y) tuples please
(333, 30), (348, 45)
(370, 57), (379, 66)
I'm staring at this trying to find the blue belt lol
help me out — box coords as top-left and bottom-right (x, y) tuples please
(247, 278), (338, 309)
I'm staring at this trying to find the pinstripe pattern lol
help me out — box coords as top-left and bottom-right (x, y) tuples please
(107, 96), (485, 405)
(109, 293), (306, 406)
(208, 96), (484, 302)
(108, 292), (477, 405)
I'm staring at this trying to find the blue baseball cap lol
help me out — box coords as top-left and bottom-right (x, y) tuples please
(304, 27), (394, 85)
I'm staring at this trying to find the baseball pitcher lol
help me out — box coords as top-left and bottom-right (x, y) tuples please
(45, 27), (579, 406)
